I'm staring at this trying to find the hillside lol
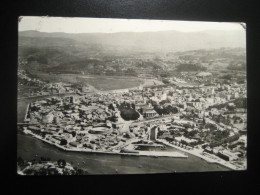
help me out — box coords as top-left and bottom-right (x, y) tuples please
(18, 30), (246, 75)
(19, 30), (246, 52)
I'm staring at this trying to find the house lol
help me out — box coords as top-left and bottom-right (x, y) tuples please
(49, 127), (58, 132)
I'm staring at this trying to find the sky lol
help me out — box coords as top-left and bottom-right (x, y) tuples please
(19, 16), (245, 34)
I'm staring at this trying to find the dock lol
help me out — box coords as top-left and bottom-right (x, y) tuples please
(138, 151), (188, 158)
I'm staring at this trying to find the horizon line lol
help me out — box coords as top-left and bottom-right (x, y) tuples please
(19, 29), (245, 34)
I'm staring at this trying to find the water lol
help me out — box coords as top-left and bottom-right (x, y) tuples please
(17, 132), (230, 174)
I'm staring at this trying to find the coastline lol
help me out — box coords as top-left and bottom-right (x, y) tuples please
(24, 130), (188, 158)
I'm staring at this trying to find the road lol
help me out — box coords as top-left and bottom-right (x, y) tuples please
(17, 92), (78, 101)
(132, 114), (178, 125)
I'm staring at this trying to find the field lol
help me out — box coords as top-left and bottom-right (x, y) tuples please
(79, 76), (144, 90)
(30, 71), (144, 91)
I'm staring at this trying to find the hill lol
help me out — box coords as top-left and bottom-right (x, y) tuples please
(19, 30), (246, 52)
(18, 30), (246, 75)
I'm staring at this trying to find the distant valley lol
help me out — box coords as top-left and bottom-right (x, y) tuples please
(18, 30), (246, 77)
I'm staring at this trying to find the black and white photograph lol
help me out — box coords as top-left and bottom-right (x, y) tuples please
(17, 16), (247, 175)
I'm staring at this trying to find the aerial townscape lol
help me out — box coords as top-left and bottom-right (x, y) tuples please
(17, 18), (247, 175)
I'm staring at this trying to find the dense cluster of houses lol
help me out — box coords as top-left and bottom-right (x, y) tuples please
(23, 72), (246, 165)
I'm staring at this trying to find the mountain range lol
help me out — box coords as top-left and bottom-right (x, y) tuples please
(19, 30), (246, 52)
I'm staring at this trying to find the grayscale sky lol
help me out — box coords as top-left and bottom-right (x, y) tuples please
(19, 16), (245, 33)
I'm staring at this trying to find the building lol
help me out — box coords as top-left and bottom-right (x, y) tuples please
(69, 141), (80, 147)
(217, 151), (230, 161)
(70, 96), (74, 104)
(143, 108), (157, 118)
(27, 126), (41, 131)
(135, 103), (147, 110)
(149, 126), (158, 141)
(88, 127), (110, 134)
(42, 112), (54, 123)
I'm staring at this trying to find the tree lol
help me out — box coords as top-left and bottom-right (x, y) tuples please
(60, 139), (67, 145)
(118, 103), (140, 121)
(216, 115), (221, 123)
(185, 130), (198, 138)
(108, 104), (115, 111)
(205, 123), (217, 130)
(157, 130), (164, 137)
(40, 156), (47, 161)
(31, 158), (37, 165)
(17, 156), (24, 166)
(162, 79), (170, 84)
(57, 159), (66, 168)
(123, 132), (131, 138)
(75, 168), (84, 175)
(30, 105), (40, 112)
(109, 115), (117, 122)
(71, 131), (76, 137)
(37, 168), (50, 176)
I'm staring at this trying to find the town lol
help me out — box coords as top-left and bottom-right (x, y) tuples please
(17, 17), (248, 175)
(19, 63), (247, 170)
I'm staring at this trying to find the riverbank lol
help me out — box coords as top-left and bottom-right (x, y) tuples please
(157, 139), (244, 170)
(24, 130), (187, 158)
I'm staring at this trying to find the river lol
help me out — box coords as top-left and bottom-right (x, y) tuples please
(17, 131), (230, 174)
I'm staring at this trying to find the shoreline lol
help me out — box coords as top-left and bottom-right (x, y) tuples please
(157, 139), (244, 170)
(24, 130), (188, 158)
(21, 130), (245, 170)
